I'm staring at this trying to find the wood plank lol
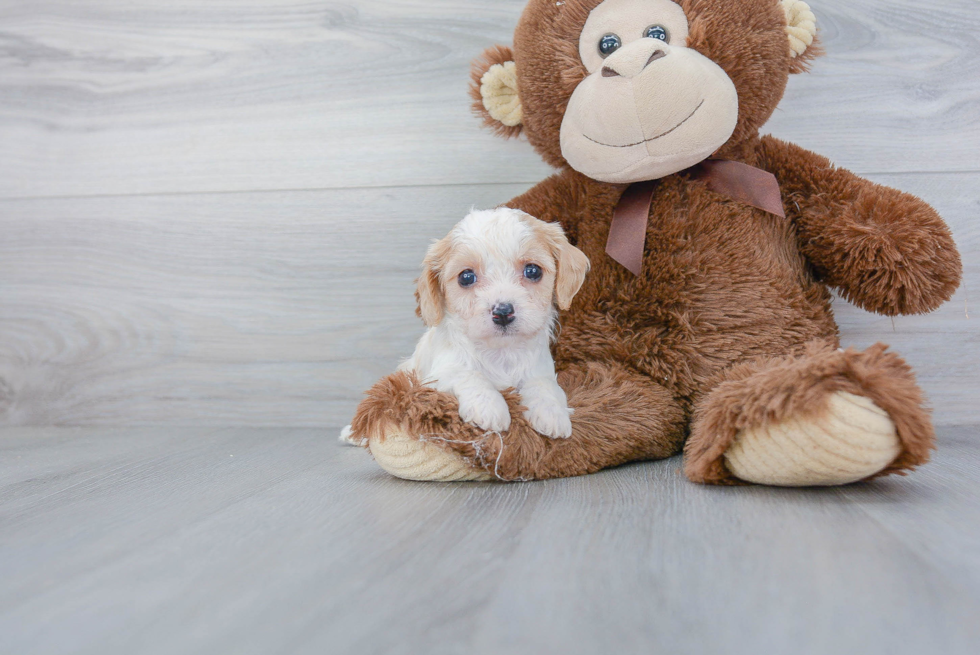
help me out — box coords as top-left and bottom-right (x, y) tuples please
(1, 426), (978, 654)
(1, 173), (976, 427)
(0, 0), (978, 199)
(837, 426), (980, 606)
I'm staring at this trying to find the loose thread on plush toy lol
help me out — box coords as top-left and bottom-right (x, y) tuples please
(485, 432), (534, 482)
(418, 430), (515, 482)
(493, 432), (506, 481)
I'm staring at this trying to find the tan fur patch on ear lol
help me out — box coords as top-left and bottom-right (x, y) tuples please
(416, 235), (452, 327)
(781, 0), (817, 58)
(526, 217), (590, 311)
(469, 45), (522, 139)
(481, 62), (522, 128)
(555, 241), (590, 311)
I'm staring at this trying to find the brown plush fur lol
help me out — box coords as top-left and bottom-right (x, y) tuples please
(759, 137), (961, 316)
(684, 341), (935, 485)
(351, 0), (962, 484)
(352, 363), (685, 481)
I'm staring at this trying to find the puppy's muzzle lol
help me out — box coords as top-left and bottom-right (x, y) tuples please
(491, 303), (516, 326)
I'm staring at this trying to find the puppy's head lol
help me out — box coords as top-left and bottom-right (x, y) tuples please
(416, 208), (590, 343)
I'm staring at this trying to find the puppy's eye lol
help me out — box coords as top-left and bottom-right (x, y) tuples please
(523, 263), (543, 281)
(644, 25), (669, 42)
(598, 34), (622, 58)
(458, 270), (477, 287)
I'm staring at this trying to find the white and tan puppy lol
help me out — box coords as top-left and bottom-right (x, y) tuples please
(341, 207), (590, 443)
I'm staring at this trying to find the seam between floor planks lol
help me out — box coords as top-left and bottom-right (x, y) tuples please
(0, 167), (978, 204)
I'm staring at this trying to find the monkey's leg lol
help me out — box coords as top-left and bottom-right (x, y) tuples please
(351, 362), (686, 482)
(684, 342), (934, 486)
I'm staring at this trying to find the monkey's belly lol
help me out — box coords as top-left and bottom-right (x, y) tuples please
(556, 256), (836, 391)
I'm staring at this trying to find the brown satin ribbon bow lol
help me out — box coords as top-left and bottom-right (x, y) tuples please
(605, 159), (787, 276)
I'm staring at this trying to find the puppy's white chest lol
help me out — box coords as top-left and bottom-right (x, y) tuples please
(476, 347), (538, 390)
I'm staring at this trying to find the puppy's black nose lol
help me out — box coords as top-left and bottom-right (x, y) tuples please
(491, 303), (515, 326)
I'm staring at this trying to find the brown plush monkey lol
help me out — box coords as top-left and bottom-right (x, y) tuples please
(349, 0), (962, 486)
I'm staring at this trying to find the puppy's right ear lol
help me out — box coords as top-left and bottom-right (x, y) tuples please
(530, 219), (591, 311)
(469, 45), (522, 139)
(416, 235), (452, 327)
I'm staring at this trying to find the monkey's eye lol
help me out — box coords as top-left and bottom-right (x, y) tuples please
(644, 25), (669, 42)
(598, 34), (622, 58)
(458, 270), (477, 287)
(523, 263), (543, 281)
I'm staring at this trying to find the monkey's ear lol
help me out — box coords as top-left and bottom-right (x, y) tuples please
(415, 235), (451, 327)
(781, 0), (822, 74)
(469, 45), (523, 138)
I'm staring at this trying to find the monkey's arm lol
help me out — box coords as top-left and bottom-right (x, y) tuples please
(758, 136), (961, 316)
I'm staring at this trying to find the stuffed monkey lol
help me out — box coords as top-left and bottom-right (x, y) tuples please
(349, 0), (961, 486)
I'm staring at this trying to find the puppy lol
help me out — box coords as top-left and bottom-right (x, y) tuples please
(341, 207), (589, 444)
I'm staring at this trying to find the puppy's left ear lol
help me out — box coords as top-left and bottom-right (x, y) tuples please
(416, 235), (452, 327)
(535, 220), (590, 311)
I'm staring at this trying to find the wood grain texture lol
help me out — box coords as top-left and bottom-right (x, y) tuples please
(1, 2), (978, 652)
(0, 0), (978, 199)
(1, 426), (978, 655)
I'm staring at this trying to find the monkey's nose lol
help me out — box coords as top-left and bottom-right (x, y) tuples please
(601, 48), (666, 78)
(645, 50), (666, 67)
(491, 303), (515, 326)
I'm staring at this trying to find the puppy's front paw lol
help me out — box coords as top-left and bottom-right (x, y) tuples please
(524, 401), (573, 439)
(457, 389), (511, 433)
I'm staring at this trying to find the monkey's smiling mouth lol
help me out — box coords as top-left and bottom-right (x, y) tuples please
(584, 99), (705, 148)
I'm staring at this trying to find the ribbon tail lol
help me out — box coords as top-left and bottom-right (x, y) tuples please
(606, 180), (658, 276)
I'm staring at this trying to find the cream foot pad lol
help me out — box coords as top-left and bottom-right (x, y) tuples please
(724, 391), (901, 486)
(369, 430), (495, 482)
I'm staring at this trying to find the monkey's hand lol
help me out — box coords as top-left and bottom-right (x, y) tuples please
(760, 136), (961, 316)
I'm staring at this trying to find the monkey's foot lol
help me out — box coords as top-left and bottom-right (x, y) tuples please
(685, 343), (934, 486)
(368, 431), (495, 482)
(349, 365), (686, 482)
(723, 391), (901, 486)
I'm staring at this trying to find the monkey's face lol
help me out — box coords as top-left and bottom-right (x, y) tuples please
(560, 0), (738, 183)
(471, 0), (819, 184)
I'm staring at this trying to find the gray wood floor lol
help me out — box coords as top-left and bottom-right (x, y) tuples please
(1, 1), (979, 653)
(2, 426), (980, 654)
